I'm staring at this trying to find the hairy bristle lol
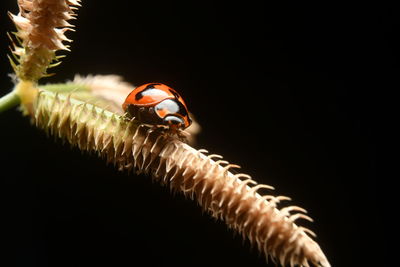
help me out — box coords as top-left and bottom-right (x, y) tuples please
(8, 0), (81, 81)
(32, 90), (330, 267)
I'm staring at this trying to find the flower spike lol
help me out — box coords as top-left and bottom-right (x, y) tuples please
(8, 0), (81, 82)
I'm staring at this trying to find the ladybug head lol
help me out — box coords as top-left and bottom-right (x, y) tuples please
(154, 98), (192, 130)
(163, 114), (186, 129)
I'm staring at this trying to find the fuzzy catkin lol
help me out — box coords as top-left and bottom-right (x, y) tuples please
(32, 90), (330, 267)
(9, 0), (80, 81)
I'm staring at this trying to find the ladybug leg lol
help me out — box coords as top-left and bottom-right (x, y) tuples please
(172, 129), (189, 143)
(149, 125), (170, 138)
(150, 124), (162, 133)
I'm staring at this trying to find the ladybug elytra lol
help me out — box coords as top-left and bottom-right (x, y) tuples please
(122, 83), (192, 130)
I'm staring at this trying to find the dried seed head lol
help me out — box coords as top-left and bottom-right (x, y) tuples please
(71, 74), (135, 114)
(30, 88), (330, 267)
(8, 0), (81, 81)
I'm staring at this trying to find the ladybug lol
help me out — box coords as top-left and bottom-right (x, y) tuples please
(122, 83), (192, 130)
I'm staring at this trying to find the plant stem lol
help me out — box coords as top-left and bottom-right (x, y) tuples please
(39, 83), (89, 93)
(0, 90), (20, 113)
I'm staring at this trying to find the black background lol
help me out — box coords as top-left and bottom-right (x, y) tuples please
(0, 2), (393, 267)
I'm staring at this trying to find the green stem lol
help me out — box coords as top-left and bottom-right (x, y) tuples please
(0, 90), (20, 113)
(39, 83), (89, 93)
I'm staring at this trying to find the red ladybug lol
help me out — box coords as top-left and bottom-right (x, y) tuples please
(122, 83), (192, 130)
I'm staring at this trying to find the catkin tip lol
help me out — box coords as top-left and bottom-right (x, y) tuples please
(8, 0), (81, 81)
